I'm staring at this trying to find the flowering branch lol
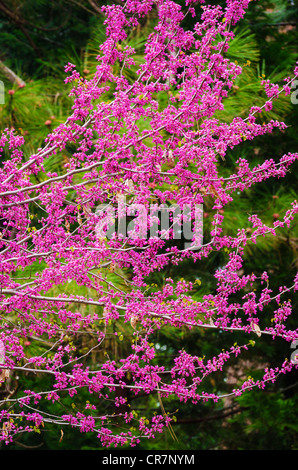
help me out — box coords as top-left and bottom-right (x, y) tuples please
(0, 0), (297, 447)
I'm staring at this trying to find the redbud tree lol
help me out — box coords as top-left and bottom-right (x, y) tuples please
(0, 0), (297, 448)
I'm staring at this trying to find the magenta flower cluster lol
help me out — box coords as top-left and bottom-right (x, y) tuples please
(0, 0), (297, 447)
